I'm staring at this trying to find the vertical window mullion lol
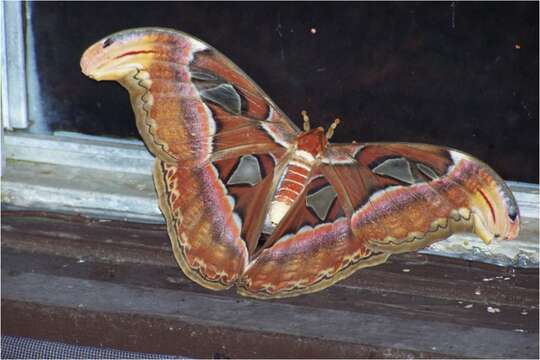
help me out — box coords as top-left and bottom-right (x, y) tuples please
(1, 1), (28, 130)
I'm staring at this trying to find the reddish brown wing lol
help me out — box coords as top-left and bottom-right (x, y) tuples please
(321, 142), (520, 252)
(238, 142), (520, 299)
(80, 27), (298, 165)
(81, 28), (298, 290)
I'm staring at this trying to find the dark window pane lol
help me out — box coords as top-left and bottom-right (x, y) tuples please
(26, 2), (538, 182)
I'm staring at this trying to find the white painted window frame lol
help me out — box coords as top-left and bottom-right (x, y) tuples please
(1, 1), (28, 131)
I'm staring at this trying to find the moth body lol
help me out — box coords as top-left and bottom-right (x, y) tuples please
(264, 128), (327, 234)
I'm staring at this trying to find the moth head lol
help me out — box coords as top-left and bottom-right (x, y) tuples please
(80, 28), (165, 81)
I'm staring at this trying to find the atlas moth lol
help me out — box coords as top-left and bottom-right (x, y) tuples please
(81, 28), (520, 299)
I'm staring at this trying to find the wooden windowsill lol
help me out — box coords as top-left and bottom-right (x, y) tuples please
(1, 210), (538, 358)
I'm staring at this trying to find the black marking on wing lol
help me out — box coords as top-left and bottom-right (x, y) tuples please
(103, 38), (114, 48)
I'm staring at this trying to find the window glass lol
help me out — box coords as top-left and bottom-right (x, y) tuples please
(26, 2), (538, 182)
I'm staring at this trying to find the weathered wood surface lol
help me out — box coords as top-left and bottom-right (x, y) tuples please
(1, 211), (538, 358)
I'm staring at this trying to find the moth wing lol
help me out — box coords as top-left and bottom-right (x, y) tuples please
(81, 28), (299, 165)
(238, 142), (520, 298)
(320, 142), (520, 253)
(82, 28), (299, 291)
